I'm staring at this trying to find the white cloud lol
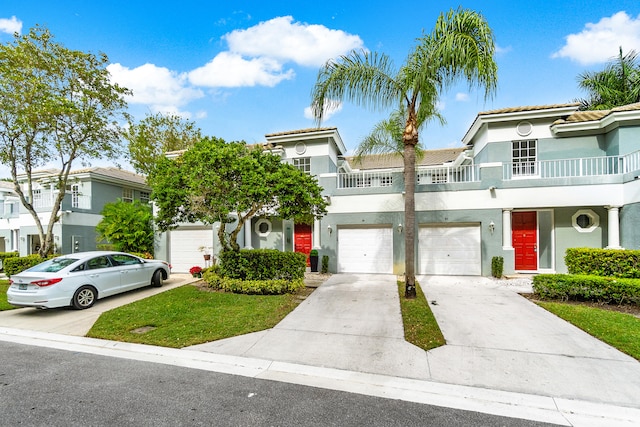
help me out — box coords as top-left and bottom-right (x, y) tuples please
(224, 16), (364, 67)
(107, 63), (204, 114)
(0, 16), (22, 35)
(455, 93), (469, 102)
(552, 11), (640, 65)
(188, 52), (294, 87)
(304, 101), (343, 121)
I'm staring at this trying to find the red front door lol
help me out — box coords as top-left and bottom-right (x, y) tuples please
(294, 223), (312, 266)
(513, 211), (537, 271)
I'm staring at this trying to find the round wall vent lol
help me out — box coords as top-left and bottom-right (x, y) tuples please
(516, 121), (533, 136)
(295, 142), (307, 155)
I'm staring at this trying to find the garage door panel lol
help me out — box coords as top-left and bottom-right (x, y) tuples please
(338, 227), (393, 274)
(169, 228), (214, 273)
(419, 225), (481, 276)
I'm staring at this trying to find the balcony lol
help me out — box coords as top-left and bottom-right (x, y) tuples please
(337, 164), (479, 189)
(31, 192), (91, 211)
(503, 151), (640, 180)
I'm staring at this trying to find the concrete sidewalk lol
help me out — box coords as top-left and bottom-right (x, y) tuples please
(418, 275), (640, 408)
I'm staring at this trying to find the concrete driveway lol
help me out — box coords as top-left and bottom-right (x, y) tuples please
(418, 275), (640, 408)
(0, 274), (196, 336)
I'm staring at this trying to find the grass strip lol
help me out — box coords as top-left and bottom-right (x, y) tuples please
(87, 285), (301, 348)
(397, 281), (445, 351)
(0, 280), (15, 311)
(538, 301), (640, 361)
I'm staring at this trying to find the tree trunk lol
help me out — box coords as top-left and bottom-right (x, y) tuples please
(403, 112), (418, 298)
(403, 143), (417, 298)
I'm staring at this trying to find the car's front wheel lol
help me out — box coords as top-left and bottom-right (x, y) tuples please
(72, 285), (97, 309)
(151, 270), (163, 288)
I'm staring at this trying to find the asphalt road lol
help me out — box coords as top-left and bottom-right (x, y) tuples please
(0, 341), (558, 427)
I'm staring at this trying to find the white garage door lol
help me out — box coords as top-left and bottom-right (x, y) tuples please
(338, 227), (393, 274)
(169, 227), (214, 273)
(418, 225), (481, 275)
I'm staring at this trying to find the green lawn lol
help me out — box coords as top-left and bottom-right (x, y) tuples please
(87, 285), (303, 348)
(0, 280), (15, 311)
(538, 301), (640, 361)
(397, 281), (446, 351)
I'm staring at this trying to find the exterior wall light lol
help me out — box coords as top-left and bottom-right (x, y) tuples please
(327, 224), (333, 234)
(397, 223), (403, 233)
(489, 220), (495, 234)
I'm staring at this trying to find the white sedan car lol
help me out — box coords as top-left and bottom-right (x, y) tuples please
(7, 251), (171, 310)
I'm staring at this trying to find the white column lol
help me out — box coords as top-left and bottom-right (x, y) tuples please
(244, 217), (253, 249)
(313, 220), (321, 249)
(502, 209), (513, 249)
(605, 205), (621, 249)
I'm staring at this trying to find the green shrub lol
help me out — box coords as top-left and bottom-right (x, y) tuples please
(491, 256), (504, 278)
(310, 249), (318, 257)
(565, 248), (640, 278)
(0, 251), (18, 271)
(218, 249), (305, 281)
(202, 271), (304, 295)
(533, 274), (640, 305)
(321, 255), (329, 274)
(3, 255), (45, 277)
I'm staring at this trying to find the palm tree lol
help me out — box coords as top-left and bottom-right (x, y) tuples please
(352, 107), (441, 166)
(311, 7), (497, 297)
(577, 47), (640, 110)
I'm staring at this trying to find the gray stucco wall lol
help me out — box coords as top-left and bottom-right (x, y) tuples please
(553, 206), (606, 273)
(621, 201), (640, 249)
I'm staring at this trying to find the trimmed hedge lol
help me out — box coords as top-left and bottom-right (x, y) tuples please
(533, 274), (640, 305)
(218, 249), (305, 281)
(202, 271), (305, 295)
(0, 251), (18, 271)
(3, 255), (45, 277)
(491, 256), (504, 278)
(566, 248), (640, 278)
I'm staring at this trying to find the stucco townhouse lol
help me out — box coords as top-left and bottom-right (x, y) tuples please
(157, 102), (640, 275)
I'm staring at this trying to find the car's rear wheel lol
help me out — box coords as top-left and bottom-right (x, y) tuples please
(151, 270), (163, 288)
(72, 285), (97, 309)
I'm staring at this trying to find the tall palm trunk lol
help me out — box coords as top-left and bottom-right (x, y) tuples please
(403, 114), (418, 298)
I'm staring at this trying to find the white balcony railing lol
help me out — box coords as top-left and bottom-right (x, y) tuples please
(503, 152), (640, 180)
(31, 192), (91, 210)
(417, 164), (478, 184)
(337, 170), (395, 189)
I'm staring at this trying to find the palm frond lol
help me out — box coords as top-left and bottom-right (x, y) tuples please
(311, 50), (402, 125)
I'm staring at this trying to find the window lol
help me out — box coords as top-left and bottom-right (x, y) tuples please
(512, 140), (537, 176)
(140, 191), (150, 204)
(71, 184), (80, 208)
(293, 157), (311, 174)
(254, 218), (272, 237)
(122, 188), (133, 203)
(572, 209), (599, 233)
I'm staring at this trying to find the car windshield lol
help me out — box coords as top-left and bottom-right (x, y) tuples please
(26, 257), (79, 273)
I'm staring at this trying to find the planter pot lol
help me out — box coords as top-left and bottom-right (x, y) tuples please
(203, 254), (211, 261)
(310, 255), (319, 272)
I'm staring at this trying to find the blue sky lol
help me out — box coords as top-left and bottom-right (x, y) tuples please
(3, 1), (640, 174)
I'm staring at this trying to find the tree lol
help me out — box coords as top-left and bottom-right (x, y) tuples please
(148, 137), (327, 251)
(352, 107), (440, 166)
(124, 113), (202, 176)
(96, 199), (154, 254)
(0, 26), (130, 257)
(311, 8), (497, 297)
(577, 47), (640, 110)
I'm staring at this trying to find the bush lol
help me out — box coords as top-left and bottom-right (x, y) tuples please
(218, 249), (305, 281)
(321, 255), (329, 274)
(4, 255), (45, 277)
(565, 248), (640, 278)
(491, 256), (503, 278)
(202, 271), (305, 295)
(533, 274), (640, 305)
(0, 251), (18, 271)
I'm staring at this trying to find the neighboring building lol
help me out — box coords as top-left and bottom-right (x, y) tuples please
(158, 102), (640, 275)
(0, 167), (150, 256)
